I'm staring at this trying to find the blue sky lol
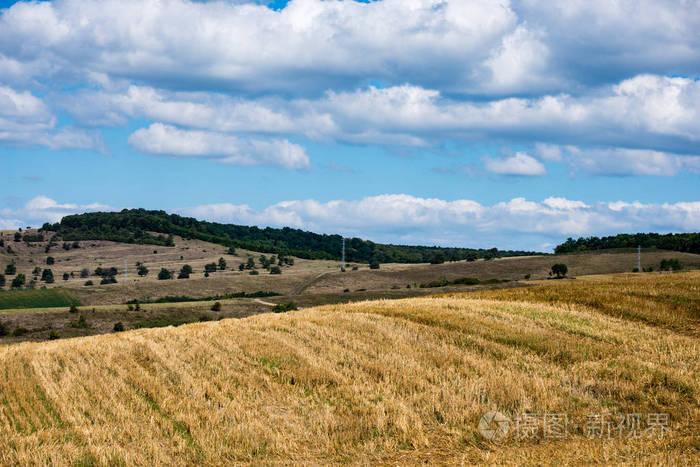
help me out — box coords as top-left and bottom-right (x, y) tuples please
(1, 0), (699, 251)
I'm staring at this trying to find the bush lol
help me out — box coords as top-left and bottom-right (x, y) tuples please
(181, 264), (193, 275)
(5, 263), (16, 275)
(14, 232), (21, 242)
(227, 246), (236, 255)
(41, 269), (55, 283)
(211, 301), (222, 311)
(218, 257), (227, 270)
(659, 259), (682, 271)
(62, 273), (70, 281)
(177, 271), (190, 279)
(632, 267), (639, 273)
(113, 322), (125, 332)
(84, 280), (94, 286)
(249, 270), (259, 275)
(204, 262), (217, 273)
(69, 304), (79, 313)
(343, 288), (350, 293)
(70, 314), (90, 328)
(100, 276), (117, 285)
(369, 260), (380, 270)
(12, 327), (28, 337)
(158, 268), (173, 280)
(272, 302), (298, 313)
(550, 263), (568, 278)
(48, 330), (60, 340)
(80, 268), (89, 278)
(524, 273), (531, 279)
(11, 274), (26, 289)
(137, 265), (149, 276)
(270, 266), (282, 274)
(0, 321), (7, 336)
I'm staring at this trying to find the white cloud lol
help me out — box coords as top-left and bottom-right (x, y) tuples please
(180, 194), (700, 249)
(484, 152), (546, 176)
(128, 123), (310, 169)
(61, 75), (700, 160)
(1, 196), (112, 227)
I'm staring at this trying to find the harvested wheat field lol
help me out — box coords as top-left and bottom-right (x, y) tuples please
(0, 272), (698, 464)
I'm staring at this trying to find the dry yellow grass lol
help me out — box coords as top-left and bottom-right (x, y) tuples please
(0, 273), (698, 464)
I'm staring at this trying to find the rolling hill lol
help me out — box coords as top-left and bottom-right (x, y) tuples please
(0, 272), (697, 464)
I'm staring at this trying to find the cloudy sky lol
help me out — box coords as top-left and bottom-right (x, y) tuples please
(1, 0), (699, 251)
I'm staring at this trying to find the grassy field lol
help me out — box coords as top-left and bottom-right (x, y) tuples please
(0, 272), (697, 464)
(0, 289), (81, 310)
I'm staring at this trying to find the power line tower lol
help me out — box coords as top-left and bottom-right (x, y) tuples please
(637, 245), (641, 271)
(341, 237), (346, 271)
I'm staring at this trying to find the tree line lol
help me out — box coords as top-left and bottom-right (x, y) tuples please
(554, 232), (700, 254)
(42, 209), (539, 263)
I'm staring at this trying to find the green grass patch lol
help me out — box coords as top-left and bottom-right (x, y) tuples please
(0, 289), (81, 310)
(126, 291), (280, 305)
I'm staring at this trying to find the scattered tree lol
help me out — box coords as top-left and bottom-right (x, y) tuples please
(69, 304), (79, 313)
(249, 270), (259, 275)
(550, 263), (568, 278)
(270, 265), (282, 275)
(369, 259), (380, 270)
(62, 272), (69, 281)
(158, 268), (173, 280)
(137, 264), (149, 276)
(227, 246), (236, 255)
(238, 264), (245, 271)
(218, 257), (227, 270)
(5, 263), (16, 275)
(84, 280), (94, 286)
(41, 268), (55, 283)
(659, 259), (682, 271)
(246, 257), (256, 269)
(13, 232), (21, 242)
(113, 322), (125, 332)
(32, 266), (42, 276)
(204, 262), (217, 273)
(80, 268), (90, 278)
(46, 256), (55, 265)
(211, 301), (222, 311)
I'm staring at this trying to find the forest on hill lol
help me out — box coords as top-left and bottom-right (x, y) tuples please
(41, 209), (540, 263)
(554, 232), (700, 254)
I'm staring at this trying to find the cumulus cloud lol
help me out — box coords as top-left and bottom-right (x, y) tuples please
(180, 194), (700, 250)
(0, 85), (106, 152)
(484, 152), (546, 176)
(128, 123), (310, 169)
(58, 75), (700, 161)
(0, 195), (112, 228)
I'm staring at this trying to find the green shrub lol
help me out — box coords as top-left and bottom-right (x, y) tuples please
(272, 302), (298, 313)
(270, 266), (282, 274)
(69, 304), (79, 313)
(211, 301), (222, 311)
(5, 263), (16, 275)
(550, 263), (568, 278)
(158, 268), (173, 280)
(659, 259), (682, 271)
(11, 274), (26, 289)
(70, 314), (90, 329)
(249, 270), (259, 275)
(524, 273), (531, 279)
(48, 330), (60, 340)
(84, 280), (94, 286)
(113, 322), (125, 332)
(369, 260), (380, 270)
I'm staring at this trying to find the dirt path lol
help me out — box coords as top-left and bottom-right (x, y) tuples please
(292, 272), (331, 295)
(253, 298), (277, 306)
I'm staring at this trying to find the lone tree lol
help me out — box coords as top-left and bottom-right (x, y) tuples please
(41, 269), (55, 283)
(158, 268), (173, 280)
(11, 274), (26, 289)
(218, 257), (227, 270)
(550, 263), (568, 278)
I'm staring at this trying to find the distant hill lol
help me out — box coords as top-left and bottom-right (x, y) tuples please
(554, 232), (700, 254)
(42, 209), (540, 263)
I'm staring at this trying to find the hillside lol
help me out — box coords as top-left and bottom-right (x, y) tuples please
(0, 272), (697, 464)
(40, 209), (539, 262)
(555, 232), (700, 254)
